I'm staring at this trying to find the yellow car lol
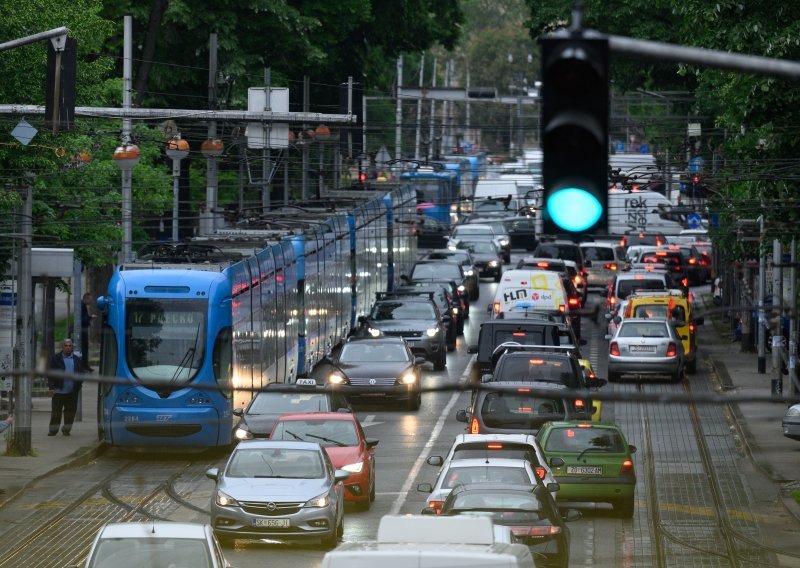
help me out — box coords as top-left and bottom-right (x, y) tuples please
(578, 358), (603, 421)
(621, 290), (704, 374)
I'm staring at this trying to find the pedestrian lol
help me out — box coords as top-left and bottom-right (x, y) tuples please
(81, 293), (96, 372)
(0, 414), (11, 435)
(47, 338), (86, 436)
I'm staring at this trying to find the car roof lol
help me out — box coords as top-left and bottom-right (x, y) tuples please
(275, 412), (355, 422)
(454, 433), (536, 445)
(99, 522), (210, 539)
(580, 241), (618, 248)
(345, 336), (407, 345)
(446, 458), (532, 468)
(620, 317), (669, 325)
(375, 297), (436, 304)
(545, 420), (625, 430)
(455, 223), (493, 230)
(479, 380), (569, 391)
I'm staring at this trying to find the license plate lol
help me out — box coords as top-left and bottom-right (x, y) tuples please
(567, 466), (602, 475)
(296, 378), (317, 386)
(253, 518), (290, 528)
(629, 345), (656, 353)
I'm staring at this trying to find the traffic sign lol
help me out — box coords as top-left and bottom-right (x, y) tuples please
(687, 212), (703, 229)
(689, 156), (705, 173)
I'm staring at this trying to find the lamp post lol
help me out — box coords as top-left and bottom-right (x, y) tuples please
(166, 135), (189, 241)
(201, 138), (223, 233)
(112, 143), (140, 262)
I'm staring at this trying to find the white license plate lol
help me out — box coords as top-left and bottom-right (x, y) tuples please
(253, 518), (290, 528)
(295, 378), (317, 386)
(567, 466), (602, 475)
(629, 345), (656, 353)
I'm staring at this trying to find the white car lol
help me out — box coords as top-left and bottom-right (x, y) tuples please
(416, 457), (537, 514)
(77, 522), (232, 568)
(425, 433), (559, 493)
(448, 224), (510, 263)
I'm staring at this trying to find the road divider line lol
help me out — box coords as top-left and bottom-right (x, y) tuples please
(389, 355), (475, 515)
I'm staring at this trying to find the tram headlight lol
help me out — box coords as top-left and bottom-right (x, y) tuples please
(216, 490), (240, 507)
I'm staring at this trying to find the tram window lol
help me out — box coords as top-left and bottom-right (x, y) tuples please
(100, 325), (117, 396)
(213, 327), (233, 397)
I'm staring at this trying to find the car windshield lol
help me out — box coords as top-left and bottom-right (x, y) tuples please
(454, 226), (494, 237)
(248, 392), (330, 414)
(226, 447), (325, 478)
(543, 426), (625, 453)
(88, 538), (212, 568)
(473, 199), (519, 212)
(632, 305), (670, 319)
(371, 301), (436, 321)
(582, 246), (615, 262)
(479, 391), (565, 429)
(453, 443), (538, 464)
(451, 492), (543, 517)
(442, 465), (531, 488)
(536, 244), (580, 263)
(626, 234), (663, 246)
(497, 356), (577, 385)
(619, 322), (669, 338)
(271, 419), (359, 447)
(412, 263), (461, 280)
(340, 342), (409, 363)
(462, 241), (497, 254)
(616, 279), (666, 299)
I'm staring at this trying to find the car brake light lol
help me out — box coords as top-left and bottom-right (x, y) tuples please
(534, 467), (546, 480)
(558, 304), (566, 313)
(689, 258), (697, 264)
(568, 298), (580, 307)
(689, 324), (695, 332)
(682, 278), (689, 287)
(512, 332), (526, 337)
(610, 342), (620, 356)
(620, 238), (626, 247)
(493, 302), (501, 314)
(429, 500), (445, 514)
(577, 423), (593, 428)
(609, 296), (616, 304)
(470, 417), (480, 434)
(511, 525), (561, 537)
(620, 460), (634, 476)
(574, 399), (585, 409)
(536, 262), (550, 268)
(487, 443), (503, 449)
(656, 251), (667, 256)
(517, 388), (531, 393)
(700, 258), (710, 266)
(573, 275), (583, 285)
(604, 263), (617, 270)
(529, 359), (545, 365)
(666, 342), (677, 357)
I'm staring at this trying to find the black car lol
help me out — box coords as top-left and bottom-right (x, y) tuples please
(533, 240), (586, 275)
(386, 286), (461, 345)
(328, 336), (425, 410)
(232, 382), (351, 441)
(419, 249), (479, 301)
(504, 215), (539, 251)
(457, 240), (503, 282)
(409, 260), (469, 303)
(425, 483), (578, 568)
(404, 276), (470, 320)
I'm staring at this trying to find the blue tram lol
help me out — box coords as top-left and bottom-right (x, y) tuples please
(96, 185), (416, 448)
(399, 167), (458, 226)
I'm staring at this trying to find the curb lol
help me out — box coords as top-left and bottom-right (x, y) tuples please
(0, 440), (106, 510)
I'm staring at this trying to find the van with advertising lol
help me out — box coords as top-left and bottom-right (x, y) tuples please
(322, 515), (533, 568)
(491, 269), (569, 320)
(608, 189), (685, 236)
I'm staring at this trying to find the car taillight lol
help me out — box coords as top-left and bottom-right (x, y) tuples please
(609, 296), (616, 305)
(620, 238), (626, 247)
(429, 500), (445, 514)
(493, 302), (501, 314)
(534, 467), (546, 480)
(610, 342), (620, 356)
(470, 417), (480, 434)
(682, 278), (689, 287)
(574, 399), (585, 410)
(558, 304), (566, 313)
(568, 298), (580, 307)
(604, 263), (618, 270)
(573, 275), (583, 285)
(666, 342), (677, 357)
(511, 525), (561, 537)
(619, 459), (634, 476)
(688, 258), (697, 264)
(689, 324), (695, 332)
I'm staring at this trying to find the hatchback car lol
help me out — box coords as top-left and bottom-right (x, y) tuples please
(419, 248), (479, 300)
(328, 336), (424, 410)
(606, 318), (685, 382)
(270, 412), (378, 508)
(385, 287), (461, 343)
(232, 383), (351, 441)
(206, 440), (347, 546)
(537, 421), (637, 517)
(448, 223), (511, 263)
(579, 242), (627, 289)
(77, 522), (230, 568)
(783, 403), (800, 440)
(428, 484), (577, 568)
(458, 239), (503, 282)
(620, 231), (666, 249)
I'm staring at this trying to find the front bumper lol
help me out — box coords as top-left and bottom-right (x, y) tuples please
(783, 416), (800, 440)
(608, 355), (681, 376)
(211, 502), (337, 540)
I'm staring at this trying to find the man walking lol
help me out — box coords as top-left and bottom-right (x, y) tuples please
(81, 293), (96, 371)
(48, 339), (86, 436)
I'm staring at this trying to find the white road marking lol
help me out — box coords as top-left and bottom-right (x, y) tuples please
(389, 355), (475, 515)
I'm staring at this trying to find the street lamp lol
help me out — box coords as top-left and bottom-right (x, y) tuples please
(166, 135), (189, 242)
(112, 143), (140, 262)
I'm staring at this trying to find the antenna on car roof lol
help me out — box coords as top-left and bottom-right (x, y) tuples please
(151, 519), (156, 534)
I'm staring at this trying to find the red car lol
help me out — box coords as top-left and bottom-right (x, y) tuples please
(270, 412), (378, 509)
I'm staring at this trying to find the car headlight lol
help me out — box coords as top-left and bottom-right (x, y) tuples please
(448, 245), (457, 251)
(488, 260), (499, 267)
(464, 269), (474, 276)
(234, 427), (252, 440)
(786, 406), (800, 417)
(341, 461), (364, 473)
(368, 328), (381, 337)
(499, 239), (509, 246)
(451, 307), (459, 315)
(304, 493), (330, 508)
(216, 490), (239, 507)
(328, 372), (347, 385)
(400, 372), (417, 385)
(457, 285), (466, 292)
(426, 327), (439, 337)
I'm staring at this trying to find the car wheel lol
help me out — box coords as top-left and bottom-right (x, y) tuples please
(407, 391), (421, 411)
(322, 518), (341, 548)
(355, 496), (371, 511)
(614, 497), (635, 518)
(370, 476), (376, 502)
(686, 359), (697, 374)
(433, 352), (446, 371)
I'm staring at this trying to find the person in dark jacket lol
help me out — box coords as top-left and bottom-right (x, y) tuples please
(80, 293), (96, 371)
(47, 338), (86, 436)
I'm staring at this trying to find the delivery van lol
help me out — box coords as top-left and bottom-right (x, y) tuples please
(491, 269), (569, 319)
(608, 189), (685, 235)
(321, 515), (532, 568)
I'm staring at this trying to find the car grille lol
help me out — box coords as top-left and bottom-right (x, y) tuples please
(383, 330), (423, 338)
(348, 377), (398, 386)
(239, 501), (304, 516)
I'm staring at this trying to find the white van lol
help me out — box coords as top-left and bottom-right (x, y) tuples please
(608, 189), (685, 235)
(322, 515), (532, 568)
(491, 269), (568, 319)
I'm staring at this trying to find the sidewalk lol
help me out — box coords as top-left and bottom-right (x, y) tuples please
(0, 377), (104, 506)
(699, 293), (800, 521)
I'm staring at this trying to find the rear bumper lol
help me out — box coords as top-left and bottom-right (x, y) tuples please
(608, 355), (681, 376)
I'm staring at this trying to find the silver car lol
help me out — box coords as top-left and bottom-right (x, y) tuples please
(606, 318), (684, 382)
(206, 440), (348, 547)
(580, 242), (627, 289)
(783, 403), (800, 440)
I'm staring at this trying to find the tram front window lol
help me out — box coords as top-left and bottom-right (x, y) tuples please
(126, 298), (207, 385)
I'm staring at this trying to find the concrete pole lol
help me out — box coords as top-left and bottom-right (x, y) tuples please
(171, 158), (181, 241)
(72, 258), (82, 422)
(13, 185), (33, 455)
(415, 53), (425, 160)
(465, 63), (471, 133)
(442, 60), (450, 153)
(302, 74), (309, 201)
(428, 58), (437, 160)
(264, 68), (273, 210)
(790, 238), (798, 394)
(395, 55), (403, 160)
(284, 157), (289, 205)
(121, 15), (133, 262)
(772, 239), (783, 395)
(758, 205), (766, 373)
(206, 33), (218, 233)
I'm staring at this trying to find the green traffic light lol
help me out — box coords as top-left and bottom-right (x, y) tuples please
(546, 187), (603, 232)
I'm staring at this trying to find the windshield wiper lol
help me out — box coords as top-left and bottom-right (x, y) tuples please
(283, 429), (304, 441)
(305, 433), (347, 447)
(169, 322), (202, 385)
(576, 447), (610, 462)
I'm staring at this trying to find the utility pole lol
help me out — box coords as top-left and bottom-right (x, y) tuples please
(205, 33), (218, 233)
(790, 238), (798, 394)
(395, 55), (403, 160)
(263, 68), (272, 211)
(414, 53), (424, 160)
(442, 60), (450, 153)
(428, 58), (437, 159)
(302, 74), (309, 201)
(772, 239), (783, 395)
(757, 203), (766, 374)
(121, 15), (133, 261)
(13, 185), (33, 455)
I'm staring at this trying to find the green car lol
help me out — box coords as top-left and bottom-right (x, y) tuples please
(536, 421), (637, 518)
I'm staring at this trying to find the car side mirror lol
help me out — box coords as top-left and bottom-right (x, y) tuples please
(629, 445), (637, 454)
(563, 509), (582, 522)
(232, 408), (244, 417)
(205, 467), (219, 481)
(414, 357), (426, 366)
(546, 482), (560, 493)
(604, 334), (612, 341)
(481, 373), (493, 383)
(426, 456), (443, 466)
(456, 409), (468, 423)
(334, 470), (350, 483)
(467, 344), (478, 354)
(366, 439), (379, 449)
(613, 316), (622, 324)
(421, 506), (437, 515)
(694, 317), (705, 325)
(417, 483), (433, 493)
(550, 457), (565, 468)
(584, 260), (592, 267)
(593, 378), (608, 388)
(580, 339), (588, 346)
(486, 303), (493, 314)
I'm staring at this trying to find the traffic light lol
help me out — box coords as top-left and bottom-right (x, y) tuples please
(540, 32), (609, 235)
